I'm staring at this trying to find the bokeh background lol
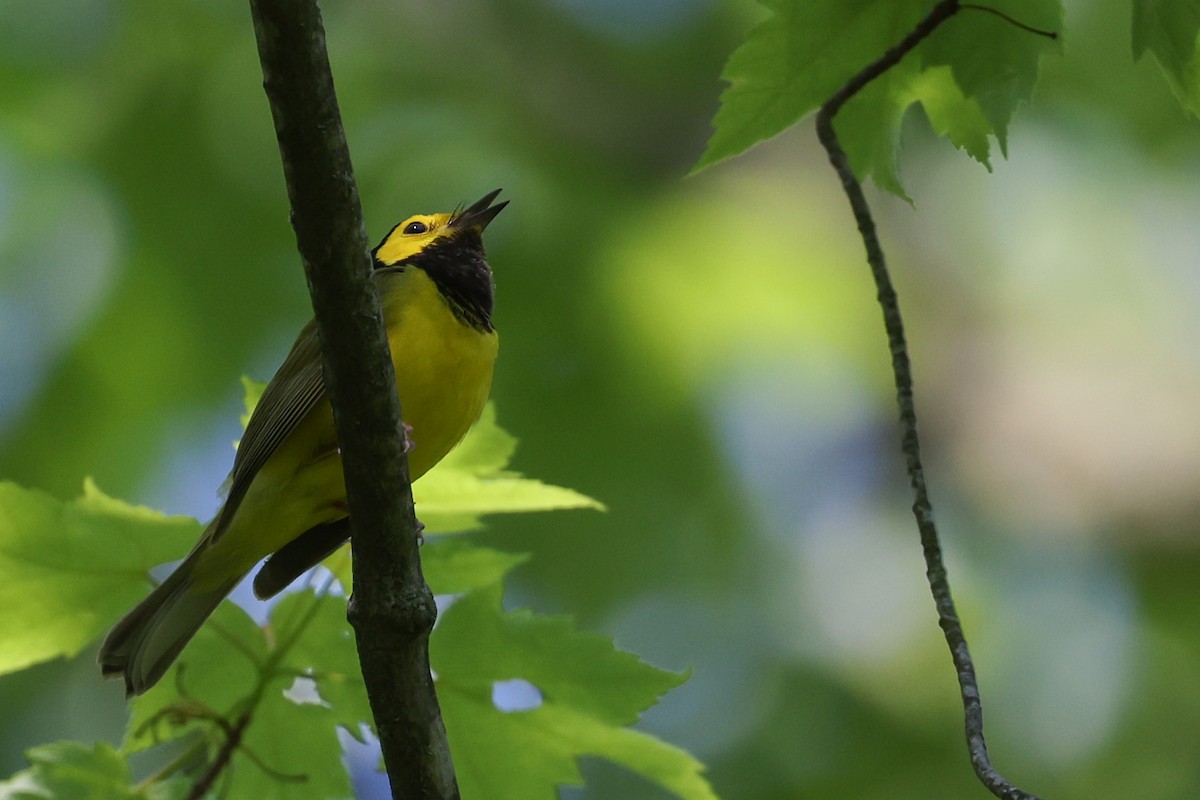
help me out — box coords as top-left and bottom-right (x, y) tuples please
(2, 0), (1199, 797)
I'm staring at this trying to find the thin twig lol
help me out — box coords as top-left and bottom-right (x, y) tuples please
(234, 742), (309, 784)
(184, 710), (252, 800)
(961, 4), (1058, 39)
(246, 1), (458, 797)
(133, 734), (210, 791)
(148, 580), (346, 797)
(814, 2), (1040, 798)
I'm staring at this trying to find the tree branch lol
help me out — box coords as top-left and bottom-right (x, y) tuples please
(815, 2), (1040, 798)
(247, 2), (459, 798)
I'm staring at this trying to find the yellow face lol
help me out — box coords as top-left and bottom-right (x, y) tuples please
(373, 212), (456, 265)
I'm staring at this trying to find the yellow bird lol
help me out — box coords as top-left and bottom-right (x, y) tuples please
(99, 190), (506, 696)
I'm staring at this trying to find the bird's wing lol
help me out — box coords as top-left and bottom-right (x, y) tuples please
(210, 316), (327, 542)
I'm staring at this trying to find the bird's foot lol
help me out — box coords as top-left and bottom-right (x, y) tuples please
(401, 422), (415, 454)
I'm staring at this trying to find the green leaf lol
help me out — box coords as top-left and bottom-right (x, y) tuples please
(271, 590), (373, 743)
(833, 50), (922, 199)
(922, 0), (1063, 156)
(233, 686), (349, 800)
(694, 0), (929, 180)
(422, 538), (530, 595)
(239, 376), (266, 430)
(0, 480), (200, 675)
(0, 741), (187, 800)
(316, 538), (530, 733)
(125, 602), (266, 752)
(695, 0), (1062, 193)
(906, 65), (993, 166)
(433, 400), (518, 476)
(126, 597), (351, 800)
(1133, 0), (1200, 116)
(441, 699), (717, 800)
(432, 585), (713, 800)
(416, 405), (605, 534)
(280, 554), (709, 799)
(323, 532), (528, 598)
(415, 473), (605, 534)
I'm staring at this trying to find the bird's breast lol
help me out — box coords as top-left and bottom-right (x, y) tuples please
(380, 268), (498, 480)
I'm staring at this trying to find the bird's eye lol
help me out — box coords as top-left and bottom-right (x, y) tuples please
(403, 221), (428, 235)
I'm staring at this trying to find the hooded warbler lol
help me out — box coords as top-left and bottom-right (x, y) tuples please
(99, 189), (506, 696)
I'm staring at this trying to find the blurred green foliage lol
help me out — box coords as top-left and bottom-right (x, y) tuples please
(0, 480), (199, 675)
(2, 0), (1200, 798)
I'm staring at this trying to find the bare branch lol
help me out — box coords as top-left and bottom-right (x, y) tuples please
(246, 1), (458, 797)
(815, 2), (1041, 798)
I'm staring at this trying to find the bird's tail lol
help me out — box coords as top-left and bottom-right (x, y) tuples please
(98, 533), (241, 697)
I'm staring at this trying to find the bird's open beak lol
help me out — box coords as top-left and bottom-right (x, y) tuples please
(451, 189), (508, 230)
